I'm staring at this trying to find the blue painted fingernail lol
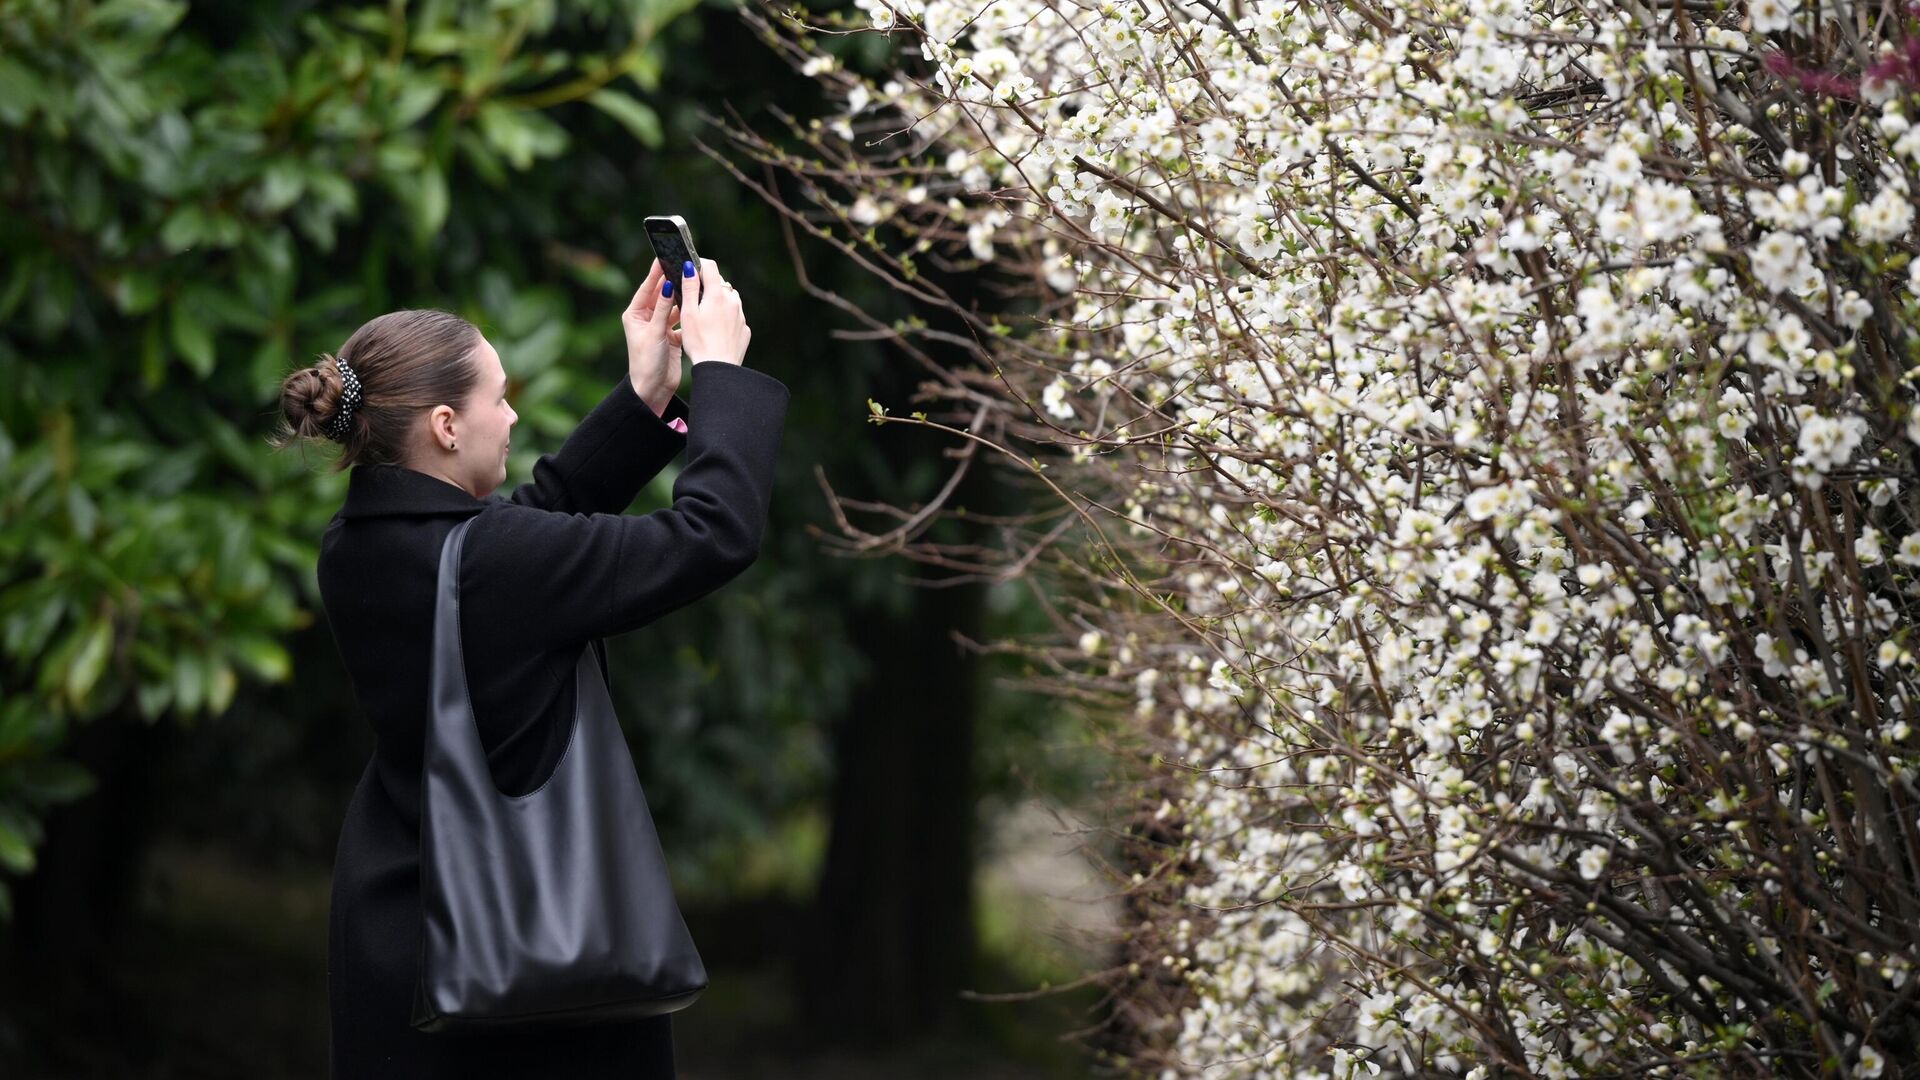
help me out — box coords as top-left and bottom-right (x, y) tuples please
(662, 279), (673, 298)
(683, 260), (695, 277)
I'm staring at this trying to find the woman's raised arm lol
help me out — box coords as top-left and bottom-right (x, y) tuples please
(464, 361), (789, 652)
(500, 374), (691, 516)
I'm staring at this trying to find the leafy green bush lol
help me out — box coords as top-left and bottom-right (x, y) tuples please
(0, 0), (695, 921)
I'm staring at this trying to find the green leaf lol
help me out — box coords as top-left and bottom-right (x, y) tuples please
(207, 662), (237, 714)
(170, 298), (214, 378)
(475, 102), (569, 170)
(0, 252), (38, 321)
(411, 28), (465, 55)
(229, 634), (291, 683)
(304, 168), (357, 213)
(142, 316), (166, 390)
(173, 648), (206, 716)
(0, 55), (43, 126)
(17, 760), (96, 803)
(256, 158), (306, 214)
(510, 319), (567, 374)
(135, 680), (172, 721)
(65, 617), (114, 707)
(0, 818), (34, 875)
(417, 160), (449, 238)
(387, 160), (450, 242)
(456, 128), (508, 187)
(159, 203), (213, 253)
(586, 89), (662, 147)
(110, 270), (163, 315)
(389, 82), (444, 128)
(1, 587), (66, 661)
(0, 704), (38, 755)
(375, 138), (426, 173)
(65, 483), (98, 541)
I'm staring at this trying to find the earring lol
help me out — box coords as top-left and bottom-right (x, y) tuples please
(449, 441), (457, 450)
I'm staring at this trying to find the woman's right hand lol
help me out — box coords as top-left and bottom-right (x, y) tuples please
(675, 258), (751, 367)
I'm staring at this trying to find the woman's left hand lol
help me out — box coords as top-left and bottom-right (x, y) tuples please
(622, 259), (683, 415)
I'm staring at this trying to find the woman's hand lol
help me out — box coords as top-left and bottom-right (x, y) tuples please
(677, 258), (752, 367)
(622, 259), (683, 415)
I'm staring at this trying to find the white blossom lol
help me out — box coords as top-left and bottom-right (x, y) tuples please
(784, 0), (1920, 1071)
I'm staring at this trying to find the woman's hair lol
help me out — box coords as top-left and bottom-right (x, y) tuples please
(271, 309), (483, 471)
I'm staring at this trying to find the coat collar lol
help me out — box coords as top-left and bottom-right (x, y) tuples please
(334, 463), (491, 520)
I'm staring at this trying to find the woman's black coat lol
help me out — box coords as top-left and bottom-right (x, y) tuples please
(317, 360), (790, 1078)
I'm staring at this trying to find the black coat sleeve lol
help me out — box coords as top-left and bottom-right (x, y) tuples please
(461, 361), (790, 652)
(503, 374), (692, 516)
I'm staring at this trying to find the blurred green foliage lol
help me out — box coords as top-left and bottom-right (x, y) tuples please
(0, 0), (1107, 939)
(0, 0), (702, 920)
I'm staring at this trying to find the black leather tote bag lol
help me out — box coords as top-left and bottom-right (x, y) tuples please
(411, 515), (708, 1033)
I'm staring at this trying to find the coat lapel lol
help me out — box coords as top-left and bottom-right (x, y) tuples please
(335, 463), (490, 520)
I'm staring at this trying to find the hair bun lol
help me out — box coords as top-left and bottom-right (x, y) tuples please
(276, 357), (348, 445)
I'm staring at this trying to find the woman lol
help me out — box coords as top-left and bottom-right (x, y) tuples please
(274, 257), (788, 1077)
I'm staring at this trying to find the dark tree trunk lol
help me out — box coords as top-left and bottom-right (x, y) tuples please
(2, 705), (175, 1068)
(791, 251), (1003, 1043)
(794, 519), (988, 1043)
(10, 706), (172, 962)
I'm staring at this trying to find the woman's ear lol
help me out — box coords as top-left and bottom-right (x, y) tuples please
(428, 404), (458, 450)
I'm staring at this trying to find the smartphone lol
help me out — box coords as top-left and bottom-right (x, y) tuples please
(644, 215), (703, 304)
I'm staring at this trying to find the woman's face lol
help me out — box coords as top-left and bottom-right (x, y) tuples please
(451, 336), (518, 496)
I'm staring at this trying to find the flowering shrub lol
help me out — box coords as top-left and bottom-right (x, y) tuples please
(734, 0), (1920, 1074)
